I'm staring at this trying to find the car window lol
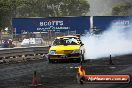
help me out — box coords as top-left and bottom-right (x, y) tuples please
(53, 37), (79, 45)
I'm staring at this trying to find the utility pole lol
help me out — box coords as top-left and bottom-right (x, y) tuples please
(90, 16), (94, 33)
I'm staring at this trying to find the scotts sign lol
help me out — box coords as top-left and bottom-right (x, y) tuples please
(12, 17), (90, 34)
(38, 20), (70, 30)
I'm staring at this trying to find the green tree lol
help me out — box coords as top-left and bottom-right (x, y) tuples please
(0, 0), (10, 28)
(45, 0), (90, 17)
(0, 0), (90, 29)
(112, 2), (132, 16)
(0, 0), (30, 28)
(16, 0), (90, 17)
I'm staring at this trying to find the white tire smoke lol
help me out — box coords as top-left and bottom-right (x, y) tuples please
(81, 22), (132, 59)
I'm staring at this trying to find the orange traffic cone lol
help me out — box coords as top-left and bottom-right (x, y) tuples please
(78, 63), (86, 76)
(77, 62), (86, 84)
(32, 71), (38, 87)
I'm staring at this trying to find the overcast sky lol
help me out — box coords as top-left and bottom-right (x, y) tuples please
(87, 0), (132, 16)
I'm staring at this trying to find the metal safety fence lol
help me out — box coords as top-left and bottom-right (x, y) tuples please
(0, 46), (49, 63)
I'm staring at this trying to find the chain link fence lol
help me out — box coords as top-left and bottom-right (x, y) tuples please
(0, 30), (77, 48)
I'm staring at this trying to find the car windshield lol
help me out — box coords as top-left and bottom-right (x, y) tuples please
(53, 38), (79, 45)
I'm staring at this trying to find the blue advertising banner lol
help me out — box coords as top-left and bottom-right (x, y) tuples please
(12, 16), (90, 34)
(93, 16), (132, 30)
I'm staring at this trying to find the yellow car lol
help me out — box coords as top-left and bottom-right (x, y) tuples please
(47, 35), (85, 63)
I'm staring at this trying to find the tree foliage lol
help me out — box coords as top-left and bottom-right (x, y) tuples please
(0, 0), (30, 28)
(0, 0), (90, 28)
(112, 2), (132, 16)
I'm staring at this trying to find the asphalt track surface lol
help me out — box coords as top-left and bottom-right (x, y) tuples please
(0, 55), (132, 88)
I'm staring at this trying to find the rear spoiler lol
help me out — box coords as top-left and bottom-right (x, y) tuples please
(76, 34), (80, 38)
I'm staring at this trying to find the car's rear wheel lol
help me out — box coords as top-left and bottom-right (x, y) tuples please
(80, 54), (85, 62)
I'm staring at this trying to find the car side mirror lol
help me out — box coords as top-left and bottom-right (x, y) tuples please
(48, 45), (51, 47)
(81, 43), (84, 46)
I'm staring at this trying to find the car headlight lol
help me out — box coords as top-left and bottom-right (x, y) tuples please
(49, 50), (56, 55)
(71, 49), (80, 54)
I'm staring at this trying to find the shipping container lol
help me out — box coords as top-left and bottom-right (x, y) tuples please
(12, 16), (90, 34)
(93, 16), (132, 30)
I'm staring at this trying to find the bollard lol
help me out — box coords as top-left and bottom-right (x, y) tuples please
(109, 54), (114, 65)
(76, 62), (86, 84)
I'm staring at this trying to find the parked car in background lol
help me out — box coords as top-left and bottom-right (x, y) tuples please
(21, 38), (45, 47)
(1, 39), (15, 48)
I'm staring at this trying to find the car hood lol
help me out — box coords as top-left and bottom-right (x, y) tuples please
(50, 45), (80, 51)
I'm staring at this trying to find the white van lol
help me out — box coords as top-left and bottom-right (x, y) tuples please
(21, 38), (44, 47)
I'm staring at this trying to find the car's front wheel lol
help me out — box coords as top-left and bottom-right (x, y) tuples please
(48, 58), (53, 63)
